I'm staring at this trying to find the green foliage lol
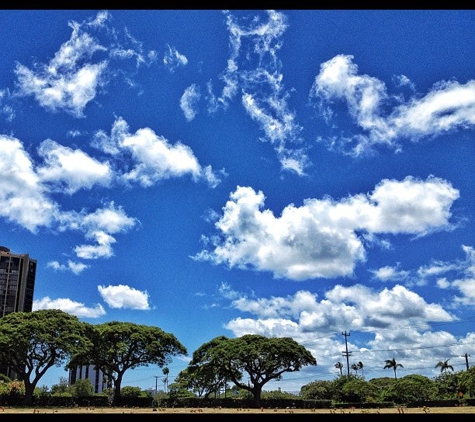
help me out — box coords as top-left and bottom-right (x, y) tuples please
(262, 388), (299, 400)
(0, 310), (93, 406)
(184, 334), (316, 406)
(71, 378), (94, 398)
(381, 374), (437, 404)
(434, 371), (459, 399)
(340, 377), (379, 403)
(0, 373), (12, 383)
(368, 377), (396, 401)
(51, 376), (70, 395)
(121, 386), (142, 398)
(457, 366), (475, 397)
(300, 380), (333, 400)
(167, 381), (196, 399)
(69, 321), (187, 406)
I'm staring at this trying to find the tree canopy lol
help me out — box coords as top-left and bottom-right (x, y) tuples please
(69, 321), (187, 405)
(181, 334), (317, 406)
(0, 309), (92, 405)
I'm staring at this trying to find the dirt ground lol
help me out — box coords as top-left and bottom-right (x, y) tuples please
(2, 405), (475, 414)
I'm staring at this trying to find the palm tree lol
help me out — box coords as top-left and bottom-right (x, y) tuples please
(162, 367), (169, 393)
(357, 361), (364, 378)
(351, 363), (359, 376)
(334, 361), (343, 376)
(435, 359), (454, 374)
(384, 358), (403, 379)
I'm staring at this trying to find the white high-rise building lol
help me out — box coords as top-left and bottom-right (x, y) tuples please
(69, 365), (112, 394)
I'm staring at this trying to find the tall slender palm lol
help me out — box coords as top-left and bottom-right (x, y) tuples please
(162, 367), (169, 393)
(435, 359), (454, 374)
(383, 358), (403, 379)
(351, 362), (359, 375)
(334, 361), (343, 376)
(357, 361), (364, 378)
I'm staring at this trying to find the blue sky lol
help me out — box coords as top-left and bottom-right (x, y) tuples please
(1, 9), (475, 393)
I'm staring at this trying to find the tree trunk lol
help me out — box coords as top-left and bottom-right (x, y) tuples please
(23, 380), (35, 406)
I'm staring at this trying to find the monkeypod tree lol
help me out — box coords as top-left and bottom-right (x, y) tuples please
(69, 321), (187, 406)
(0, 309), (93, 405)
(185, 334), (317, 407)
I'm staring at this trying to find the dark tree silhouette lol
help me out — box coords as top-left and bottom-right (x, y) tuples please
(435, 359), (454, 374)
(384, 358), (403, 379)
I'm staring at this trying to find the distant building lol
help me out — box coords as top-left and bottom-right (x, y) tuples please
(69, 365), (112, 393)
(0, 246), (37, 379)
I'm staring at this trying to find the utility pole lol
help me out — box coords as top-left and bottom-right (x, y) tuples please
(461, 353), (471, 370)
(341, 331), (352, 376)
(154, 375), (159, 396)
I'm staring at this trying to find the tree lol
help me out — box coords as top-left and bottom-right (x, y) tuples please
(368, 377), (396, 402)
(0, 309), (93, 405)
(383, 358), (403, 379)
(176, 364), (223, 398)
(300, 380), (333, 400)
(71, 378), (94, 398)
(340, 377), (378, 403)
(457, 366), (475, 398)
(162, 366), (170, 393)
(51, 376), (70, 396)
(69, 321), (187, 406)
(185, 334), (317, 407)
(382, 374), (437, 405)
(335, 362), (343, 376)
(357, 361), (364, 378)
(435, 359), (454, 374)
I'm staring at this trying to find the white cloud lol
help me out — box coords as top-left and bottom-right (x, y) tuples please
(220, 283), (462, 385)
(194, 176), (459, 280)
(311, 54), (475, 155)
(163, 44), (188, 72)
(98, 284), (150, 310)
(203, 10), (308, 174)
(180, 84), (201, 121)
(103, 117), (223, 188)
(37, 139), (113, 194)
(47, 260), (89, 275)
(14, 23), (108, 117)
(33, 296), (106, 318)
(0, 135), (58, 232)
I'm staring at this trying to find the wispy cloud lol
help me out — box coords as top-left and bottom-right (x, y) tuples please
(310, 54), (475, 156)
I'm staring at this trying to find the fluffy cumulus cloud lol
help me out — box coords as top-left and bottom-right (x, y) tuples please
(0, 135), (59, 232)
(33, 296), (106, 318)
(36, 139), (113, 194)
(194, 176), (459, 280)
(0, 113), (223, 272)
(93, 116), (224, 188)
(219, 282), (467, 385)
(310, 54), (475, 156)
(98, 284), (150, 310)
(222, 283), (454, 335)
